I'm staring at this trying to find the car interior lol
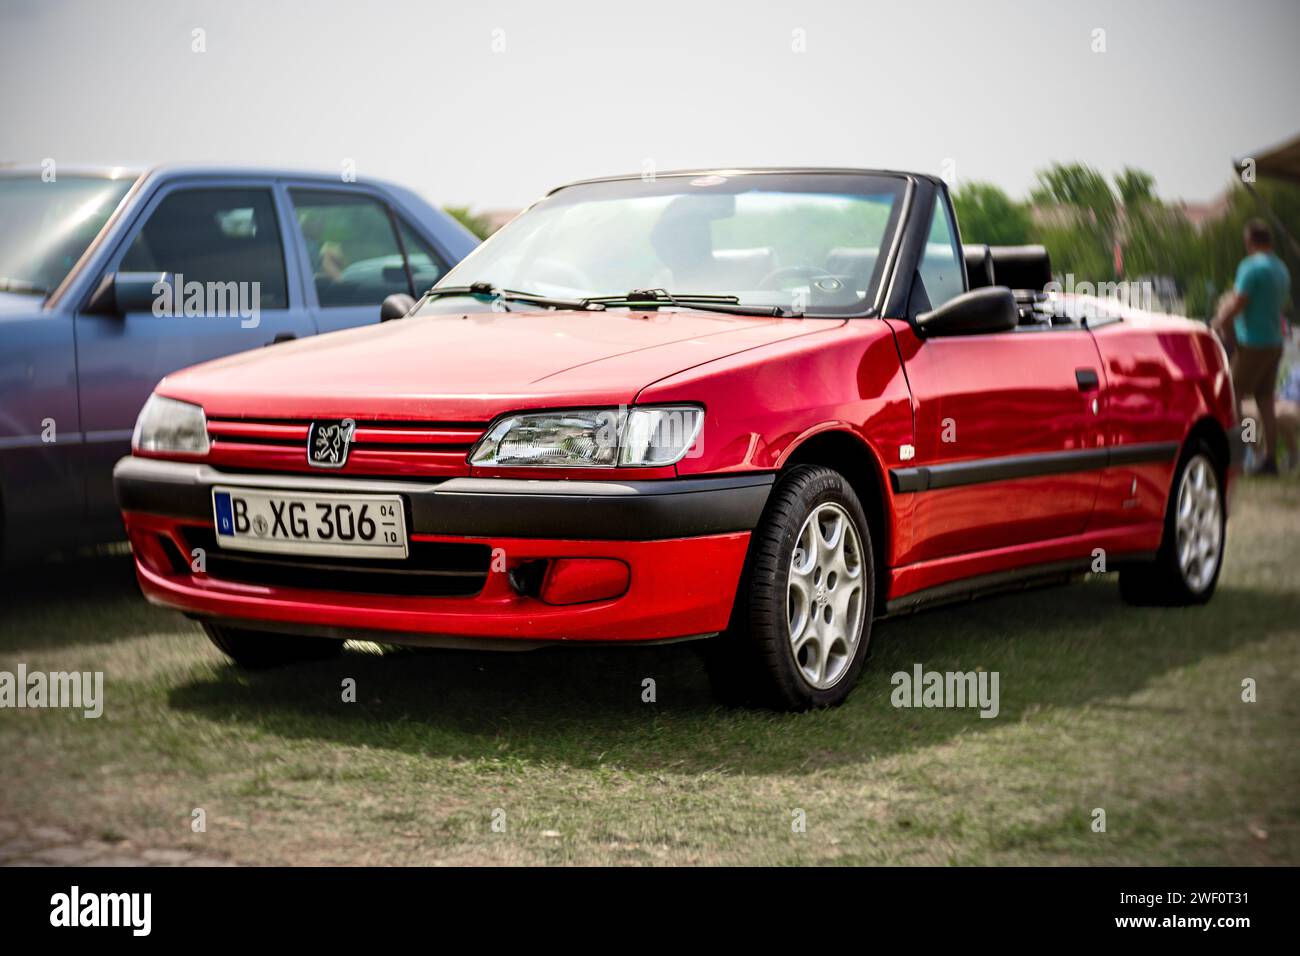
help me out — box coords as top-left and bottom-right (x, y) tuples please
(964, 243), (1064, 326)
(120, 189), (289, 309)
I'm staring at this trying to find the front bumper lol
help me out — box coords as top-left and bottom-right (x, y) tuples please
(114, 457), (770, 644)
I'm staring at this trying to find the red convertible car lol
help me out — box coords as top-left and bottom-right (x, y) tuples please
(114, 169), (1239, 709)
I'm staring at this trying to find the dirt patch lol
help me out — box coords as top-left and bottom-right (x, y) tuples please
(0, 818), (235, 867)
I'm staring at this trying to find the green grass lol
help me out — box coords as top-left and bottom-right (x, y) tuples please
(2, 480), (1298, 865)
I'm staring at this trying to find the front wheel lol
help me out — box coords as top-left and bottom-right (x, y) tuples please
(705, 465), (875, 710)
(1119, 442), (1226, 606)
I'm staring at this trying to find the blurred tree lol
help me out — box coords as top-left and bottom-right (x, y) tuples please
(1030, 163), (1118, 282)
(443, 205), (495, 240)
(951, 182), (1033, 245)
(1037, 223), (1112, 285)
(946, 160), (1298, 320)
(1032, 162), (1118, 228)
(1115, 168), (1157, 206)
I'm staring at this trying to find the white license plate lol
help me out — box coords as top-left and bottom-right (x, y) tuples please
(211, 487), (408, 559)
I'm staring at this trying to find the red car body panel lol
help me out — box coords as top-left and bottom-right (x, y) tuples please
(1087, 310), (1237, 532)
(115, 173), (1238, 648)
(157, 308), (829, 424)
(146, 309), (835, 483)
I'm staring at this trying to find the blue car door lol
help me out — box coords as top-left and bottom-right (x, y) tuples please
(73, 177), (316, 533)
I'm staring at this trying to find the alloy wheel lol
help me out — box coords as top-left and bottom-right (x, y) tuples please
(787, 502), (867, 689)
(1175, 453), (1223, 594)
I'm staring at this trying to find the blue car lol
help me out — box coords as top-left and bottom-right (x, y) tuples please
(0, 164), (479, 562)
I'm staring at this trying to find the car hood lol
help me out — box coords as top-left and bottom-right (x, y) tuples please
(0, 291), (45, 315)
(160, 308), (840, 421)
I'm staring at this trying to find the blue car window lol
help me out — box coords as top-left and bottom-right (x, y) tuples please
(290, 189), (413, 307)
(120, 188), (288, 309)
(395, 218), (449, 295)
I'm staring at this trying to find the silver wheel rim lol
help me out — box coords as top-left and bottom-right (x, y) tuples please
(787, 502), (866, 690)
(1175, 454), (1223, 594)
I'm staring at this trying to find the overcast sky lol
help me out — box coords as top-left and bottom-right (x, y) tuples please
(2, 0), (1297, 210)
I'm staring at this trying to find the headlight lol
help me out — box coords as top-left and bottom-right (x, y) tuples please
(470, 405), (703, 468)
(132, 394), (210, 455)
(619, 406), (705, 466)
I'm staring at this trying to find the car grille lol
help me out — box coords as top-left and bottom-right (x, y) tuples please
(204, 417), (485, 477)
(184, 528), (491, 597)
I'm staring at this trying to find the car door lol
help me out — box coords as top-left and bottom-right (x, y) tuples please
(74, 179), (316, 534)
(0, 171), (136, 558)
(286, 187), (450, 335)
(889, 194), (1107, 565)
(0, 304), (85, 559)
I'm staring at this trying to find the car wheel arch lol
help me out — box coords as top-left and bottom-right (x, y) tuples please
(775, 427), (891, 600)
(1182, 416), (1230, 475)
(1164, 417), (1232, 531)
(1136, 415), (1231, 562)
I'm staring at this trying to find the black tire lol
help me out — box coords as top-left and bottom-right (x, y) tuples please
(1119, 439), (1226, 607)
(705, 465), (875, 710)
(202, 621), (344, 669)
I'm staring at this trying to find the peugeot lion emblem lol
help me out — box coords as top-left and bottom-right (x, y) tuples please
(307, 418), (356, 468)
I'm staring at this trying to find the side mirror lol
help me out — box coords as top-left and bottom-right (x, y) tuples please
(915, 286), (1018, 337)
(380, 292), (417, 322)
(84, 272), (172, 315)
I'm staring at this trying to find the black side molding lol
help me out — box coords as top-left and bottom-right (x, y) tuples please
(882, 550), (1158, 616)
(1106, 442), (1181, 466)
(890, 441), (1180, 494)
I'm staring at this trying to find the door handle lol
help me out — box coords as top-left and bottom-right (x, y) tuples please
(1075, 368), (1099, 391)
(267, 332), (297, 347)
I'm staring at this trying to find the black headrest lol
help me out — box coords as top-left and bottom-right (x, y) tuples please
(989, 245), (1052, 291)
(963, 244), (994, 289)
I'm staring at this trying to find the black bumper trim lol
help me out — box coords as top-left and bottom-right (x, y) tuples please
(889, 441), (1180, 494)
(113, 457), (774, 541)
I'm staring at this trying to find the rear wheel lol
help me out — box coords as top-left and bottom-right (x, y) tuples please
(1119, 441), (1225, 606)
(705, 465), (875, 710)
(202, 621), (344, 669)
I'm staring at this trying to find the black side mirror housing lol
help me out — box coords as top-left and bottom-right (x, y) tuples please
(380, 293), (417, 322)
(915, 286), (1019, 337)
(84, 272), (172, 315)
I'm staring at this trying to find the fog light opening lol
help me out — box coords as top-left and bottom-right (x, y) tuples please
(507, 559), (549, 598)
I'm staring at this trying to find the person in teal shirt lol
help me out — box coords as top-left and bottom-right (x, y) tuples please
(1215, 219), (1292, 473)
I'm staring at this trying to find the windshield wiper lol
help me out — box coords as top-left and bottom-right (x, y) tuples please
(0, 278), (50, 295)
(419, 283), (798, 318)
(420, 282), (601, 311)
(584, 289), (794, 317)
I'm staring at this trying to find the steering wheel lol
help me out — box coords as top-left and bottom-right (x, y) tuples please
(758, 265), (834, 290)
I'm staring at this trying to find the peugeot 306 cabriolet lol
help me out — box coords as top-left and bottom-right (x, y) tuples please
(114, 169), (1238, 709)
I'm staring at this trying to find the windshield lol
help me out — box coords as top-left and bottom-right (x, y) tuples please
(424, 172), (908, 316)
(0, 174), (136, 294)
